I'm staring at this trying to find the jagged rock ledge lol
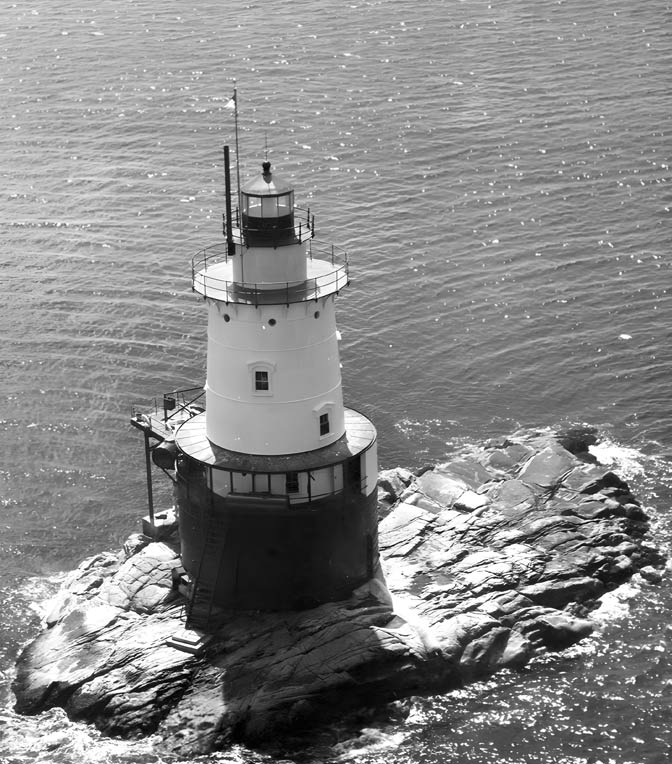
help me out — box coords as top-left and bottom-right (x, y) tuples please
(13, 428), (665, 755)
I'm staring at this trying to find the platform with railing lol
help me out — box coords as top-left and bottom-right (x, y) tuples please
(191, 239), (350, 306)
(223, 205), (315, 248)
(130, 386), (205, 442)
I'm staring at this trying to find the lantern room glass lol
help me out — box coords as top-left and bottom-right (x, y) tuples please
(244, 191), (294, 219)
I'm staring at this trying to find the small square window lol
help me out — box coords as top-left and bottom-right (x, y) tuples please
(255, 370), (269, 391)
(319, 413), (330, 436)
(286, 472), (299, 494)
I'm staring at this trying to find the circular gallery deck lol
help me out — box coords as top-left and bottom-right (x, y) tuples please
(175, 407), (377, 473)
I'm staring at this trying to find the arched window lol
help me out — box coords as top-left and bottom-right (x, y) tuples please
(248, 361), (276, 396)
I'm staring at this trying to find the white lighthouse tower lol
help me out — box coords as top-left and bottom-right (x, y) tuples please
(134, 149), (379, 629)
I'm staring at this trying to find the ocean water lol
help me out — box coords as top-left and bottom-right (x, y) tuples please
(1, 0), (671, 761)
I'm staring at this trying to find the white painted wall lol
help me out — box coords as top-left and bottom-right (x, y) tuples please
(205, 297), (346, 454)
(231, 242), (307, 286)
(362, 441), (379, 496)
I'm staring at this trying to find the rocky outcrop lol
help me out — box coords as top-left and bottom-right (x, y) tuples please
(13, 429), (665, 755)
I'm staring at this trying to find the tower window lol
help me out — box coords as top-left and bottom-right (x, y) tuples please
(286, 472), (299, 494)
(314, 403), (335, 440)
(249, 361), (275, 396)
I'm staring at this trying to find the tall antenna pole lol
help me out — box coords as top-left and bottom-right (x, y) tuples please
(233, 81), (241, 219)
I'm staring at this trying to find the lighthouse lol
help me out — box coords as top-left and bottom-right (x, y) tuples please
(132, 149), (379, 629)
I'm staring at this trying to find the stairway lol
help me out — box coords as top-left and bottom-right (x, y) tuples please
(184, 513), (228, 631)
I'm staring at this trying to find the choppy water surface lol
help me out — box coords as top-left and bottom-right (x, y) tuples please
(1, 1), (671, 761)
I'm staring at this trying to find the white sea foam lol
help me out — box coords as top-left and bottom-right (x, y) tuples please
(589, 440), (647, 480)
(332, 727), (409, 761)
(591, 579), (642, 624)
(18, 574), (68, 620)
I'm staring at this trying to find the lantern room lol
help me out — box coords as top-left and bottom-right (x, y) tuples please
(241, 161), (296, 247)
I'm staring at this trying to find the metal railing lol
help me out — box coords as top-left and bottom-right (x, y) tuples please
(131, 386), (205, 439)
(223, 206), (315, 247)
(191, 239), (350, 306)
(160, 386), (205, 424)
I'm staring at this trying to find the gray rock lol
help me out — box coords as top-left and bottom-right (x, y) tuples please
(13, 430), (665, 755)
(99, 542), (180, 613)
(639, 565), (664, 584)
(517, 444), (576, 488)
(378, 468), (415, 504)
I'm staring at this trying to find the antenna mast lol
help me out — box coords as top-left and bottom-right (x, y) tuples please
(233, 82), (241, 216)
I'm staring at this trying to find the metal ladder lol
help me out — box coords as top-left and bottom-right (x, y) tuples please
(185, 501), (227, 632)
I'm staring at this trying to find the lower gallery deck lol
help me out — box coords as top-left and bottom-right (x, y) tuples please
(175, 407), (376, 471)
